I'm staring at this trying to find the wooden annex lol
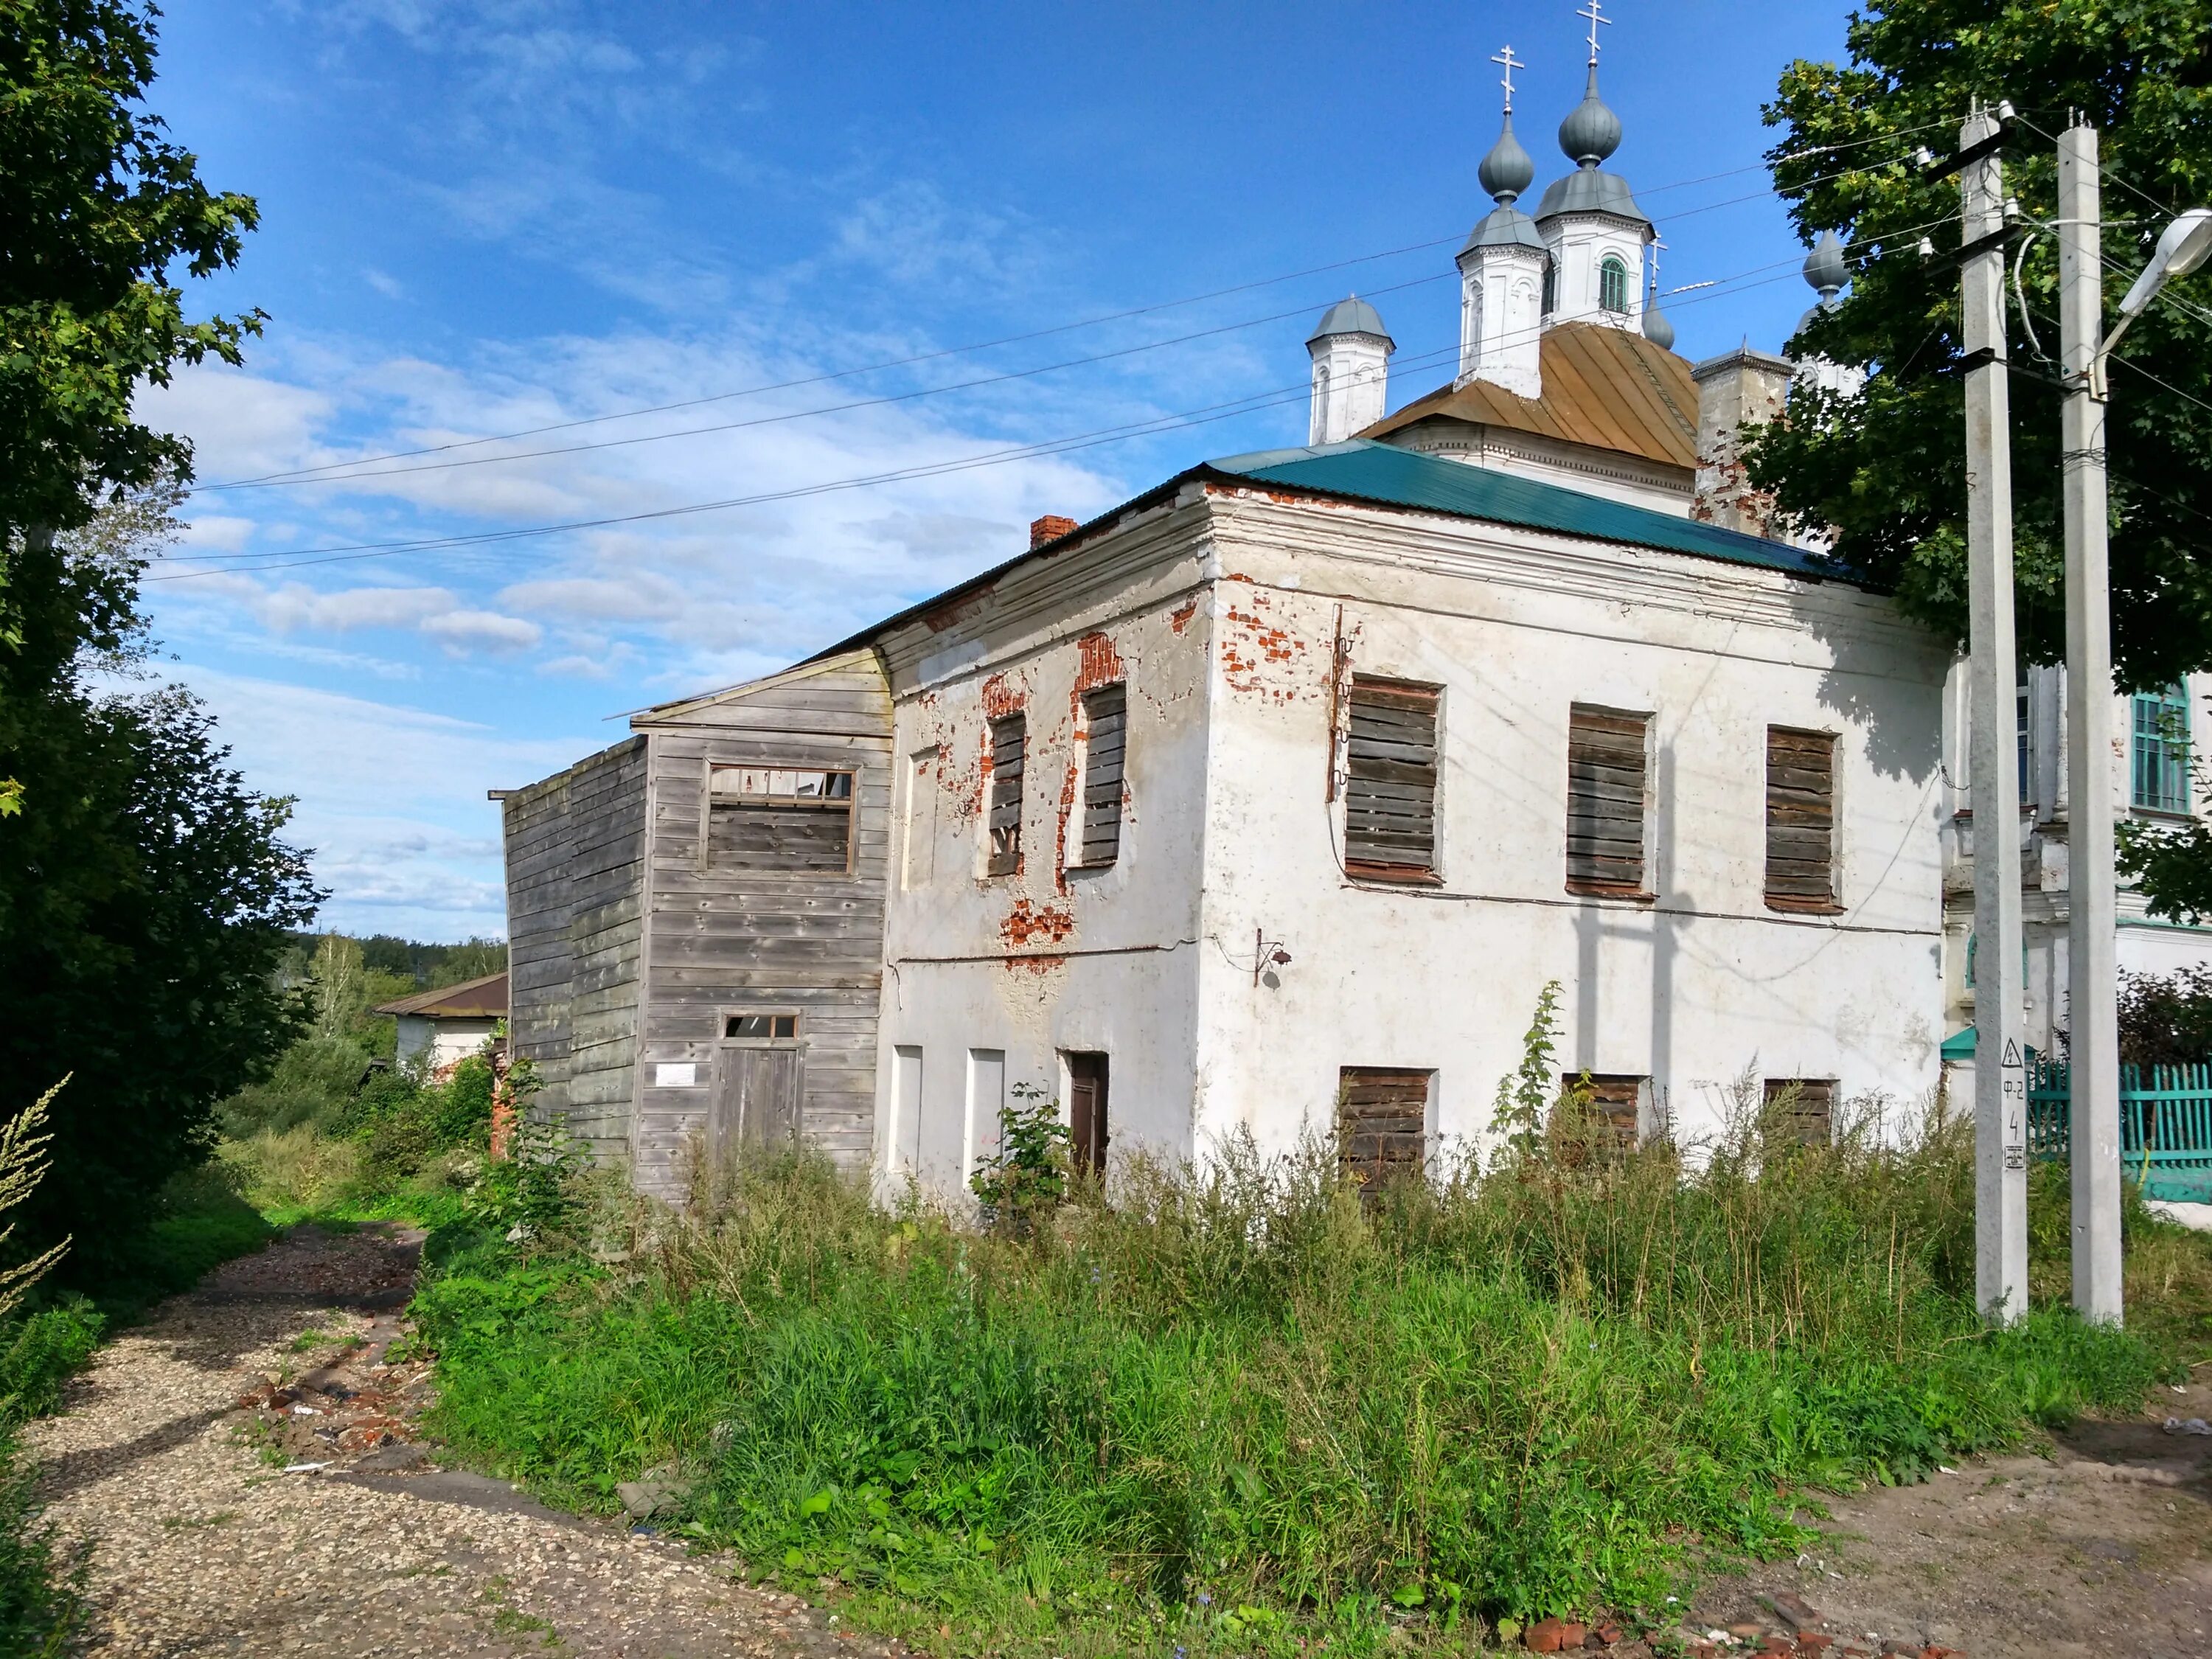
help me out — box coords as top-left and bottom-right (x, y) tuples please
(496, 649), (893, 1199)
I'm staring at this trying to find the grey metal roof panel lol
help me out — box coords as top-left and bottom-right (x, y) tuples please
(1307, 296), (1393, 346)
(1461, 204), (1548, 254)
(1533, 166), (1649, 226)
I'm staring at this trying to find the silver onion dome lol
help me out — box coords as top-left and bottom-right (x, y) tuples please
(1478, 111), (1537, 203)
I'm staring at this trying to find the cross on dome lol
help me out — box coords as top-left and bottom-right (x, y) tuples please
(1492, 44), (1524, 113)
(1579, 0), (1610, 66)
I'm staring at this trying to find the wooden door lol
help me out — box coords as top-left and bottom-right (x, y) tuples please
(711, 1047), (803, 1167)
(1067, 1052), (1109, 1177)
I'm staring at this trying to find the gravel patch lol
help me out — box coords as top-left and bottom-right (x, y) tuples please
(24, 1223), (905, 1658)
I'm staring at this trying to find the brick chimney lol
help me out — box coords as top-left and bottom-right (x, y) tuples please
(1029, 515), (1079, 550)
(1689, 347), (1795, 536)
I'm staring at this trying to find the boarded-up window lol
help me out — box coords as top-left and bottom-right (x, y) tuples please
(987, 714), (1026, 876)
(1078, 686), (1127, 866)
(1344, 678), (1439, 880)
(1566, 706), (1649, 894)
(709, 767), (854, 871)
(1765, 728), (1838, 911)
(1570, 1073), (1646, 1148)
(1763, 1078), (1834, 1146)
(1338, 1067), (1430, 1188)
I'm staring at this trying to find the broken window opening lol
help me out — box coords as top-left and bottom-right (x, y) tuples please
(708, 765), (855, 872)
(1077, 684), (1127, 868)
(987, 714), (1026, 877)
(1764, 727), (1839, 912)
(1343, 678), (1440, 883)
(1566, 706), (1649, 897)
(726, 1014), (799, 1040)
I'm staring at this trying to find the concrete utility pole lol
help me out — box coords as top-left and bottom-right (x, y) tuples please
(1960, 102), (2031, 1323)
(2058, 118), (2124, 1326)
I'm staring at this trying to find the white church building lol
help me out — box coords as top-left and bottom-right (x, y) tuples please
(498, 41), (2212, 1200)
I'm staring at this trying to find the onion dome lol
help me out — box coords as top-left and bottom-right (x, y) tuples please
(1796, 229), (1849, 335)
(1478, 111), (1536, 204)
(1642, 299), (1675, 352)
(1804, 229), (1848, 301)
(1557, 64), (1622, 169)
(1307, 295), (1393, 348)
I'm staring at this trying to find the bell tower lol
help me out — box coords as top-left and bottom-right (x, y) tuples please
(1456, 44), (1548, 398)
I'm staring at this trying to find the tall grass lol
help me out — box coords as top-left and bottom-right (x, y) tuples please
(414, 1083), (2203, 1653)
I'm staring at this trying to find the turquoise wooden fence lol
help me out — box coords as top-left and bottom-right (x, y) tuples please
(2026, 1057), (2212, 1204)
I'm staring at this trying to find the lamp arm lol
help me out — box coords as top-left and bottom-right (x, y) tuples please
(2089, 307), (2139, 401)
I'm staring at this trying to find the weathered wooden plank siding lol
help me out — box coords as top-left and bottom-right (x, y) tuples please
(630, 657), (895, 1199)
(499, 736), (647, 1158)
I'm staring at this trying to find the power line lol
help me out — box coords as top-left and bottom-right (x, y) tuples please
(201, 139), (1950, 493)
(155, 230), (1954, 585)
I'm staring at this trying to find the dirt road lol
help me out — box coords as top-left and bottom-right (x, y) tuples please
(24, 1223), (902, 1658)
(1687, 1366), (2212, 1659)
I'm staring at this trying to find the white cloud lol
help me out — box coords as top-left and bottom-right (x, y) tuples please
(168, 664), (593, 939)
(254, 582), (457, 633)
(420, 609), (543, 653)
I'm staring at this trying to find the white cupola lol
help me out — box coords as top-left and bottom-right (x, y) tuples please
(1530, 27), (1654, 334)
(1307, 296), (1394, 445)
(1790, 229), (1866, 398)
(1456, 58), (1548, 399)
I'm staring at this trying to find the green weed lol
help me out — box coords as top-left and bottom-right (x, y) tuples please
(408, 1068), (2209, 1658)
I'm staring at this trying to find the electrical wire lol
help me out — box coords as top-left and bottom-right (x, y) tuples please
(201, 140), (1952, 493)
(152, 219), (1963, 586)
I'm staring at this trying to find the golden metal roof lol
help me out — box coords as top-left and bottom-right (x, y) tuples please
(1363, 321), (1698, 473)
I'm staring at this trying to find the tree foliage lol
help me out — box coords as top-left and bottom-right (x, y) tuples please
(1747, 1), (2212, 688)
(0, 4), (315, 1274)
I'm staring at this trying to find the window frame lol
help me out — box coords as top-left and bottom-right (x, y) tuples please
(1565, 703), (1653, 900)
(1598, 254), (1630, 314)
(1341, 675), (1443, 885)
(987, 712), (1027, 877)
(2131, 684), (2191, 815)
(1764, 726), (1842, 915)
(700, 759), (858, 877)
(1762, 1077), (1836, 1147)
(723, 1011), (801, 1043)
(1336, 1066), (1433, 1192)
(1073, 684), (1128, 870)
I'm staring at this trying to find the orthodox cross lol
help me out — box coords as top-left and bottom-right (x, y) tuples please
(1491, 44), (1524, 113)
(1579, 0), (1610, 66)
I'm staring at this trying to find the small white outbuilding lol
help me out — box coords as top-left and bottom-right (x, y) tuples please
(375, 970), (507, 1073)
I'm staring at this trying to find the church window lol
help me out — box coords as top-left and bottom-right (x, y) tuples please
(1599, 254), (1630, 314)
(1565, 705), (1649, 897)
(1343, 678), (1439, 881)
(1541, 258), (1557, 316)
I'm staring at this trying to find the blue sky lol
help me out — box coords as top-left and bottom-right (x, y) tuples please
(138, 0), (1859, 940)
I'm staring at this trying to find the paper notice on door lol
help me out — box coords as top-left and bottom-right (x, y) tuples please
(653, 1062), (698, 1088)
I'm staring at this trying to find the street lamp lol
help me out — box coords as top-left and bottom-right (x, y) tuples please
(2093, 207), (2212, 394)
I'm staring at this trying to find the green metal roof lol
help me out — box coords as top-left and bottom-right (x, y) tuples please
(1941, 1026), (1977, 1062)
(1208, 439), (1862, 585)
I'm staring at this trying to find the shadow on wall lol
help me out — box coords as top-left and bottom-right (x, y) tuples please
(1794, 582), (1950, 786)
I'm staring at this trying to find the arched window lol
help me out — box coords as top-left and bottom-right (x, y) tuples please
(1599, 255), (1630, 314)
